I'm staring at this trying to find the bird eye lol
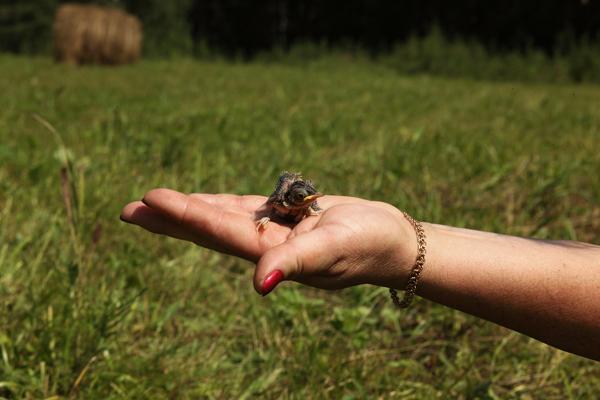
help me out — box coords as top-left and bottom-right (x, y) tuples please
(293, 191), (305, 203)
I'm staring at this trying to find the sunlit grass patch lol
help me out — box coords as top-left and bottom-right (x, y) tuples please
(0, 55), (599, 398)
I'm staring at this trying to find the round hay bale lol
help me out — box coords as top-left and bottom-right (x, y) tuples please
(53, 3), (142, 65)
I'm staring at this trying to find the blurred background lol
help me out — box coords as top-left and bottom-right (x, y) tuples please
(1, 0), (600, 81)
(1, 1), (600, 399)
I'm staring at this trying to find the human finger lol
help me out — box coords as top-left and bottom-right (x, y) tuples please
(120, 201), (198, 242)
(254, 225), (345, 295)
(142, 188), (278, 261)
(120, 200), (241, 255)
(189, 193), (268, 215)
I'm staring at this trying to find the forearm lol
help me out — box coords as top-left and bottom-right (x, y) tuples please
(416, 223), (600, 361)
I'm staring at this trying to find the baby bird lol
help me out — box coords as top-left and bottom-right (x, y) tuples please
(256, 171), (323, 231)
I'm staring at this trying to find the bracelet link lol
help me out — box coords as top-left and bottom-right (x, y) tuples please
(390, 211), (427, 308)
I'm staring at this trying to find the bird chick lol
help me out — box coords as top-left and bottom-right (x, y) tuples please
(256, 171), (323, 231)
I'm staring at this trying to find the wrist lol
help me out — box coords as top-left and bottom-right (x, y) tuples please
(389, 211), (428, 307)
(365, 205), (422, 290)
(395, 211), (422, 285)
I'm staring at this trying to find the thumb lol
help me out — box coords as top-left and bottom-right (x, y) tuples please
(254, 227), (340, 296)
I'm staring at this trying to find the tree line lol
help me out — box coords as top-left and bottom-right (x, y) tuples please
(1, 0), (599, 57)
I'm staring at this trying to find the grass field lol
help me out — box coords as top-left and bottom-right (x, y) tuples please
(1, 55), (599, 399)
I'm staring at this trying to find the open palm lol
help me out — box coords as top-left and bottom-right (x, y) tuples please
(121, 189), (415, 294)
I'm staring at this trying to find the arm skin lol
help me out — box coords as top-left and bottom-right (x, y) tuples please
(120, 189), (600, 361)
(419, 223), (600, 361)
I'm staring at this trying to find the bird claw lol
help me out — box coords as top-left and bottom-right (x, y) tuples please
(256, 217), (270, 232)
(307, 208), (322, 217)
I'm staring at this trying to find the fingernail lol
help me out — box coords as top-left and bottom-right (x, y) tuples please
(262, 270), (284, 296)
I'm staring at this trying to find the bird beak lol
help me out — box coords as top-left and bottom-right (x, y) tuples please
(302, 193), (323, 204)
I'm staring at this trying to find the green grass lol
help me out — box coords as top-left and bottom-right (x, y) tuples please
(1, 54), (599, 399)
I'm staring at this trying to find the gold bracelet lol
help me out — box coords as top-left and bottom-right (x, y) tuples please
(390, 211), (427, 308)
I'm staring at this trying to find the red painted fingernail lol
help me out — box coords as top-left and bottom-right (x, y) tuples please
(262, 270), (284, 296)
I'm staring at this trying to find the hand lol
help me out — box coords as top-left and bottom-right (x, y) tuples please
(120, 189), (417, 295)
